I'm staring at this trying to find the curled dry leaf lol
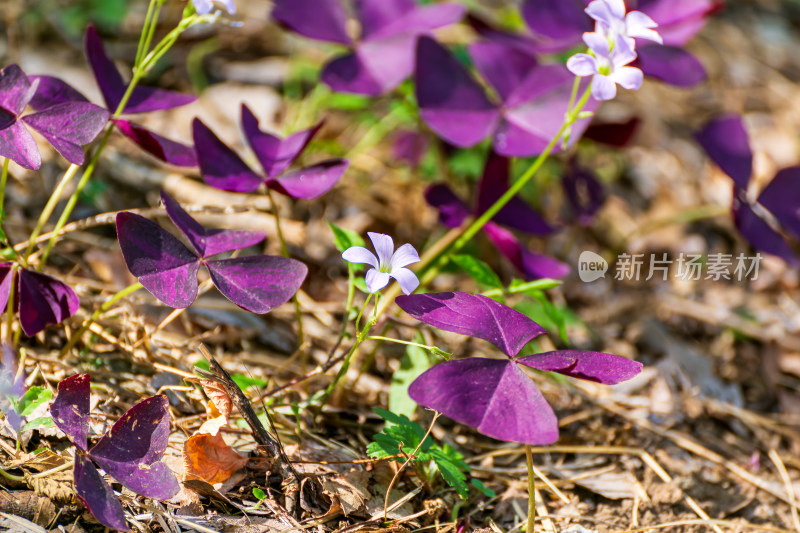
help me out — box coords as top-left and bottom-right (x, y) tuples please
(183, 433), (249, 485)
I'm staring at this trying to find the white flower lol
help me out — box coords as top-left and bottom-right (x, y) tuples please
(191, 0), (235, 15)
(342, 232), (420, 295)
(567, 32), (643, 101)
(585, 0), (662, 49)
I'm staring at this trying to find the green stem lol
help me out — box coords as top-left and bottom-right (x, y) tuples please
(61, 282), (142, 356)
(24, 163), (81, 263)
(0, 467), (23, 482)
(526, 444), (536, 533)
(0, 158), (9, 210)
(366, 336), (449, 358)
(135, 0), (160, 67)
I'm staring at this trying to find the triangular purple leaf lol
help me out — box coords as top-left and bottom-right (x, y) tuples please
(638, 0), (719, 46)
(0, 65), (37, 116)
(205, 256), (308, 314)
(85, 26), (195, 114)
(271, 0), (352, 44)
(323, 36), (416, 96)
(89, 394), (179, 500)
(267, 159), (348, 200)
(476, 153), (554, 236)
(18, 268), (80, 337)
(695, 114), (752, 190)
(355, 0), (417, 39)
(469, 41), (538, 102)
(521, 0), (590, 47)
(22, 102), (109, 166)
(0, 121), (41, 170)
(635, 45), (706, 88)
(395, 291), (546, 356)
(116, 212), (201, 308)
(517, 350), (643, 384)
(73, 454), (127, 531)
(425, 184), (471, 228)
(732, 194), (799, 267)
(241, 105), (319, 178)
(29, 75), (90, 110)
(0, 265), (12, 321)
(160, 190), (265, 257)
(367, 3), (465, 40)
(483, 223), (570, 280)
(409, 358), (559, 445)
(113, 119), (197, 167)
(192, 118), (262, 193)
(50, 373), (91, 452)
(415, 36), (500, 148)
(758, 166), (800, 239)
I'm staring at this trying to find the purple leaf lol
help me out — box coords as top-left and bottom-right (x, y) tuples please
(205, 256), (308, 314)
(73, 454), (127, 531)
(521, 0), (590, 46)
(393, 130), (429, 168)
(22, 102), (109, 166)
(425, 184), (471, 228)
(116, 212), (201, 308)
(635, 45), (706, 87)
(476, 153), (554, 236)
(268, 159), (348, 199)
(323, 36), (416, 96)
(90, 395), (179, 500)
(409, 358), (559, 445)
(395, 291), (545, 356)
(0, 64), (37, 116)
(192, 118), (262, 193)
(563, 166), (606, 225)
(483, 223), (570, 280)
(241, 105), (319, 178)
(518, 350), (643, 384)
(758, 166), (800, 239)
(732, 194), (799, 266)
(271, 0), (352, 44)
(695, 114), (752, 190)
(638, 0), (720, 47)
(355, 0), (417, 39)
(583, 118), (640, 147)
(415, 36), (500, 148)
(50, 373), (91, 452)
(113, 119), (197, 167)
(18, 268), (80, 337)
(469, 41), (538, 102)
(85, 26), (195, 114)
(29, 75), (90, 109)
(0, 121), (41, 170)
(366, 3), (464, 40)
(160, 191), (265, 257)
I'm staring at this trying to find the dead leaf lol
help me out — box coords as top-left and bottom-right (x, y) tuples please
(183, 433), (249, 485)
(198, 380), (233, 419)
(321, 474), (368, 517)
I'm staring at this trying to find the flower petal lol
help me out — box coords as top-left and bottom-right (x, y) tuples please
(566, 54), (598, 77)
(368, 232), (395, 266)
(390, 243), (420, 269)
(591, 74), (617, 101)
(611, 66), (643, 90)
(389, 267), (419, 295)
(342, 246), (380, 270)
(583, 32), (610, 57)
(625, 11), (663, 43)
(365, 269), (391, 293)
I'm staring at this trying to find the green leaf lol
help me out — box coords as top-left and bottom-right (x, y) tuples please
(471, 478), (496, 497)
(430, 447), (468, 499)
(21, 416), (55, 433)
(329, 222), (365, 253)
(508, 278), (562, 293)
(367, 408), (431, 460)
(252, 488), (267, 501)
(354, 277), (370, 294)
(18, 387), (51, 417)
(451, 255), (502, 289)
(325, 93), (372, 111)
(388, 339), (431, 418)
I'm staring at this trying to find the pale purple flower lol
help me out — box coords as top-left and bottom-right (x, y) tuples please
(586, 0), (662, 48)
(567, 32), (643, 101)
(342, 232), (420, 295)
(192, 0), (235, 15)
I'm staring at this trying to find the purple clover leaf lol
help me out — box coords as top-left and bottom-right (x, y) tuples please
(272, 0), (464, 96)
(192, 105), (348, 199)
(694, 114), (752, 190)
(0, 64), (108, 170)
(416, 37), (597, 156)
(0, 264), (80, 337)
(567, 33), (643, 101)
(396, 292), (643, 444)
(116, 191), (307, 313)
(51, 373), (179, 531)
(342, 232), (420, 295)
(425, 152), (570, 280)
(30, 26), (197, 167)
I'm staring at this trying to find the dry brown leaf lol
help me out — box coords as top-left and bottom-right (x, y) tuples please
(198, 380), (233, 419)
(321, 474), (368, 517)
(183, 433), (249, 485)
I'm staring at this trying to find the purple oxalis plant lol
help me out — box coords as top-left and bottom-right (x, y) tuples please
(695, 114), (800, 266)
(51, 373), (179, 531)
(0, 264), (80, 336)
(193, 105), (348, 199)
(271, 0), (464, 96)
(0, 64), (108, 170)
(426, 152), (570, 280)
(416, 37), (598, 156)
(396, 292), (642, 444)
(31, 26), (197, 167)
(116, 191), (307, 312)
